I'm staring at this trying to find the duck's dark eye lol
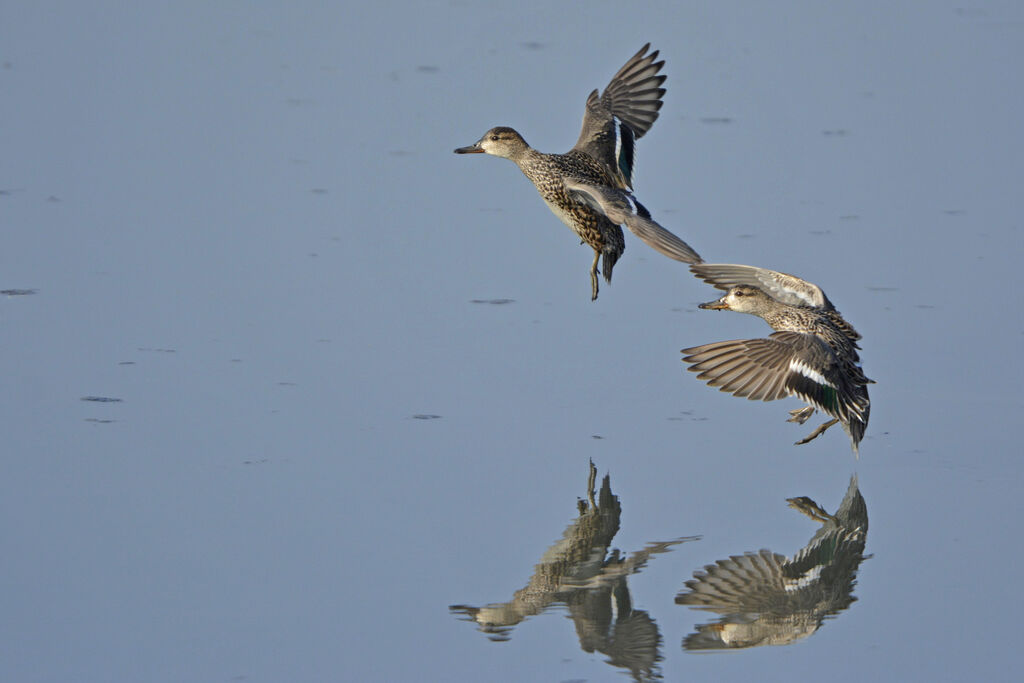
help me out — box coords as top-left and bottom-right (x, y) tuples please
(490, 135), (500, 141)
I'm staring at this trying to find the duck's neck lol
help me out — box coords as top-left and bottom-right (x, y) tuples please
(508, 146), (540, 167)
(760, 309), (796, 332)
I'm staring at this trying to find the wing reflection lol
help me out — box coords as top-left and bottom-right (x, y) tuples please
(451, 460), (698, 682)
(675, 474), (868, 650)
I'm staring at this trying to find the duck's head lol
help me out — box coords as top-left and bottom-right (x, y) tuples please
(454, 127), (529, 159)
(698, 285), (772, 314)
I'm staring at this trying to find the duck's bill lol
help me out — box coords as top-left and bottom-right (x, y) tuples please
(454, 142), (484, 154)
(698, 298), (729, 310)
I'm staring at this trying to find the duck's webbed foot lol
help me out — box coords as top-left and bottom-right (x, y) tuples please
(795, 418), (840, 446)
(788, 406), (817, 424)
(589, 251), (600, 301)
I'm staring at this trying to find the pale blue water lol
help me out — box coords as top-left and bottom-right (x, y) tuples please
(3, 2), (1022, 681)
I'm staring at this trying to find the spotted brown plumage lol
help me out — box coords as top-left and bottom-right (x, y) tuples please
(455, 45), (700, 300)
(682, 264), (872, 455)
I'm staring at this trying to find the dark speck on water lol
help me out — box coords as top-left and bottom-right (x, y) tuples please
(416, 65), (439, 74)
(700, 116), (733, 124)
(669, 411), (708, 421)
(412, 414), (442, 420)
(822, 129), (848, 136)
(521, 41), (545, 50)
(1, 288), (36, 296)
(470, 298), (515, 305)
(81, 396), (123, 403)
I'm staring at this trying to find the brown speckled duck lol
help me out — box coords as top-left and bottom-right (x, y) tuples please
(682, 264), (872, 455)
(455, 44), (701, 300)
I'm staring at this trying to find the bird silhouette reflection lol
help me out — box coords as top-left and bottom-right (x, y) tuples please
(451, 461), (698, 682)
(675, 474), (869, 650)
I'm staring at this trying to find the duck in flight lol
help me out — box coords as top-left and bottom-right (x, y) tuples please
(455, 44), (702, 300)
(681, 264), (872, 455)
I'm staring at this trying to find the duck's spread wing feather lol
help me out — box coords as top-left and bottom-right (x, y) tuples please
(598, 43), (667, 139)
(675, 549), (790, 611)
(689, 264), (831, 309)
(682, 332), (865, 422)
(563, 179), (702, 264)
(573, 44), (666, 189)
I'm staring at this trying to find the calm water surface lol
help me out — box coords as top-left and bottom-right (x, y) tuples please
(2, 2), (1021, 681)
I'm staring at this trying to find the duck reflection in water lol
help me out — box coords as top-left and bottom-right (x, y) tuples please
(675, 474), (869, 650)
(451, 461), (698, 682)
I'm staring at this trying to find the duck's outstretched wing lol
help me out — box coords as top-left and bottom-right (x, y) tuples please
(681, 332), (869, 427)
(690, 263), (864, 344)
(689, 263), (831, 309)
(572, 44), (666, 189)
(564, 179), (702, 264)
(676, 549), (790, 612)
